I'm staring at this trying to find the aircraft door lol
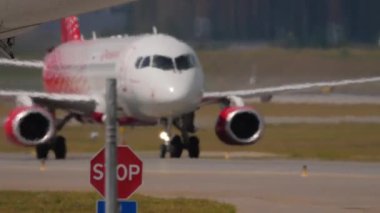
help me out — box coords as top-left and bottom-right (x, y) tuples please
(117, 47), (132, 93)
(117, 46), (139, 100)
(116, 46), (140, 116)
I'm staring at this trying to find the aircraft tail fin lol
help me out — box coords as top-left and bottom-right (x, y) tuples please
(61, 16), (81, 43)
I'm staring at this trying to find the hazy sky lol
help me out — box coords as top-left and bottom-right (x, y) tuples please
(15, 7), (128, 57)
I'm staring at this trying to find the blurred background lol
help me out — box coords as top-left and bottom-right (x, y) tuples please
(5, 0), (380, 93)
(18, 0), (380, 48)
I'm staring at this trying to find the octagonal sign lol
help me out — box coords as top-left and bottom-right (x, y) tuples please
(90, 145), (143, 199)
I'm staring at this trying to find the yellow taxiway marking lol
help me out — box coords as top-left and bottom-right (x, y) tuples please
(224, 152), (230, 160)
(301, 165), (309, 177)
(39, 159), (46, 172)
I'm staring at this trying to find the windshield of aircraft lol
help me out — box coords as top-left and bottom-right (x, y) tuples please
(152, 55), (174, 70)
(135, 56), (150, 69)
(135, 54), (197, 71)
(175, 54), (196, 70)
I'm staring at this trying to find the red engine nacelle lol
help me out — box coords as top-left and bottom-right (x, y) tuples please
(3, 107), (55, 146)
(215, 107), (264, 145)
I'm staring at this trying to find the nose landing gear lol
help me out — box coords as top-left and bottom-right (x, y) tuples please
(169, 135), (183, 158)
(159, 112), (200, 159)
(159, 133), (184, 159)
(159, 133), (200, 159)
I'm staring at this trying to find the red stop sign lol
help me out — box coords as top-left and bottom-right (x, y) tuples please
(90, 146), (143, 199)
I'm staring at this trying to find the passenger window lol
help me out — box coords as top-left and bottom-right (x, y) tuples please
(175, 54), (195, 70)
(141, 57), (150, 68)
(152, 55), (174, 70)
(135, 57), (143, 68)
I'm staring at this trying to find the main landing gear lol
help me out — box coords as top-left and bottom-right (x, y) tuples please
(159, 112), (200, 159)
(0, 37), (15, 58)
(36, 135), (67, 160)
(35, 113), (76, 160)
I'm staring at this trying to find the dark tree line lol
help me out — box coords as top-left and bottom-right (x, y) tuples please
(113, 0), (380, 46)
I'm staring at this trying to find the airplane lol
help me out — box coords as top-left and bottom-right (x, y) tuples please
(0, 0), (136, 58)
(1, 16), (380, 159)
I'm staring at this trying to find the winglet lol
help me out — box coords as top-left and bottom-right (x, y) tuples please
(61, 16), (81, 43)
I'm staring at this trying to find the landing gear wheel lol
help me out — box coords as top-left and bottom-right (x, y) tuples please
(169, 135), (183, 158)
(188, 136), (200, 158)
(36, 143), (50, 159)
(159, 144), (167, 159)
(51, 135), (67, 159)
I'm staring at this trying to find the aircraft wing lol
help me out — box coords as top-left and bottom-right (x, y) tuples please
(0, 90), (98, 114)
(0, 58), (44, 68)
(203, 76), (380, 103)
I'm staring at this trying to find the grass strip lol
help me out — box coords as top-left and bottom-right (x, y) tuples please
(1, 123), (379, 161)
(0, 191), (235, 213)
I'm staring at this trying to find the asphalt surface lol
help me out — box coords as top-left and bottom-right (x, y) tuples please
(265, 116), (380, 124)
(261, 94), (380, 104)
(0, 153), (379, 213)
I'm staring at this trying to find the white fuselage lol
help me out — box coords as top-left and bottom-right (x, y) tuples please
(43, 34), (204, 122)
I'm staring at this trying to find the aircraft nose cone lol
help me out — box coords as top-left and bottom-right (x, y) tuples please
(168, 86), (175, 94)
(153, 83), (202, 116)
(141, 68), (204, 117)
(164, 85), (190, 104)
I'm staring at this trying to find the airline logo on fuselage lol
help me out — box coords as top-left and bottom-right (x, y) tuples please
(100, 50), (120, 61)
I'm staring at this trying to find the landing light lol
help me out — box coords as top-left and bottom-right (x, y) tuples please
(90, 131), (99, 141)
(169, 87), (174, 93)
(159, 131), (170, 142)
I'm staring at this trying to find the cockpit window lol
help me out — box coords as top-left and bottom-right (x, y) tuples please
(135, 57), (143, 68)
(136, 54), (196, 71)
(141, 56), (150, 68)
(152, 55), (174, 70)
(175, 54), (196, 70)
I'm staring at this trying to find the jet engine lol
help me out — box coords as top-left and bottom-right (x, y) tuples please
(3, 107), (55, 146)
(215, 107), (264, 145)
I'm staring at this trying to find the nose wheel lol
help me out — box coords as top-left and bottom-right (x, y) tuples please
(159, 144), (167, 158)
(159, 134), (200, 159)
(159, 135), (184, 158)
(169, 135), (183, 158)
(159, 113), (200, 159)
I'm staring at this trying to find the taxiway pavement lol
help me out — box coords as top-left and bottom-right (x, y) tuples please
(0, 153), (379, 213)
